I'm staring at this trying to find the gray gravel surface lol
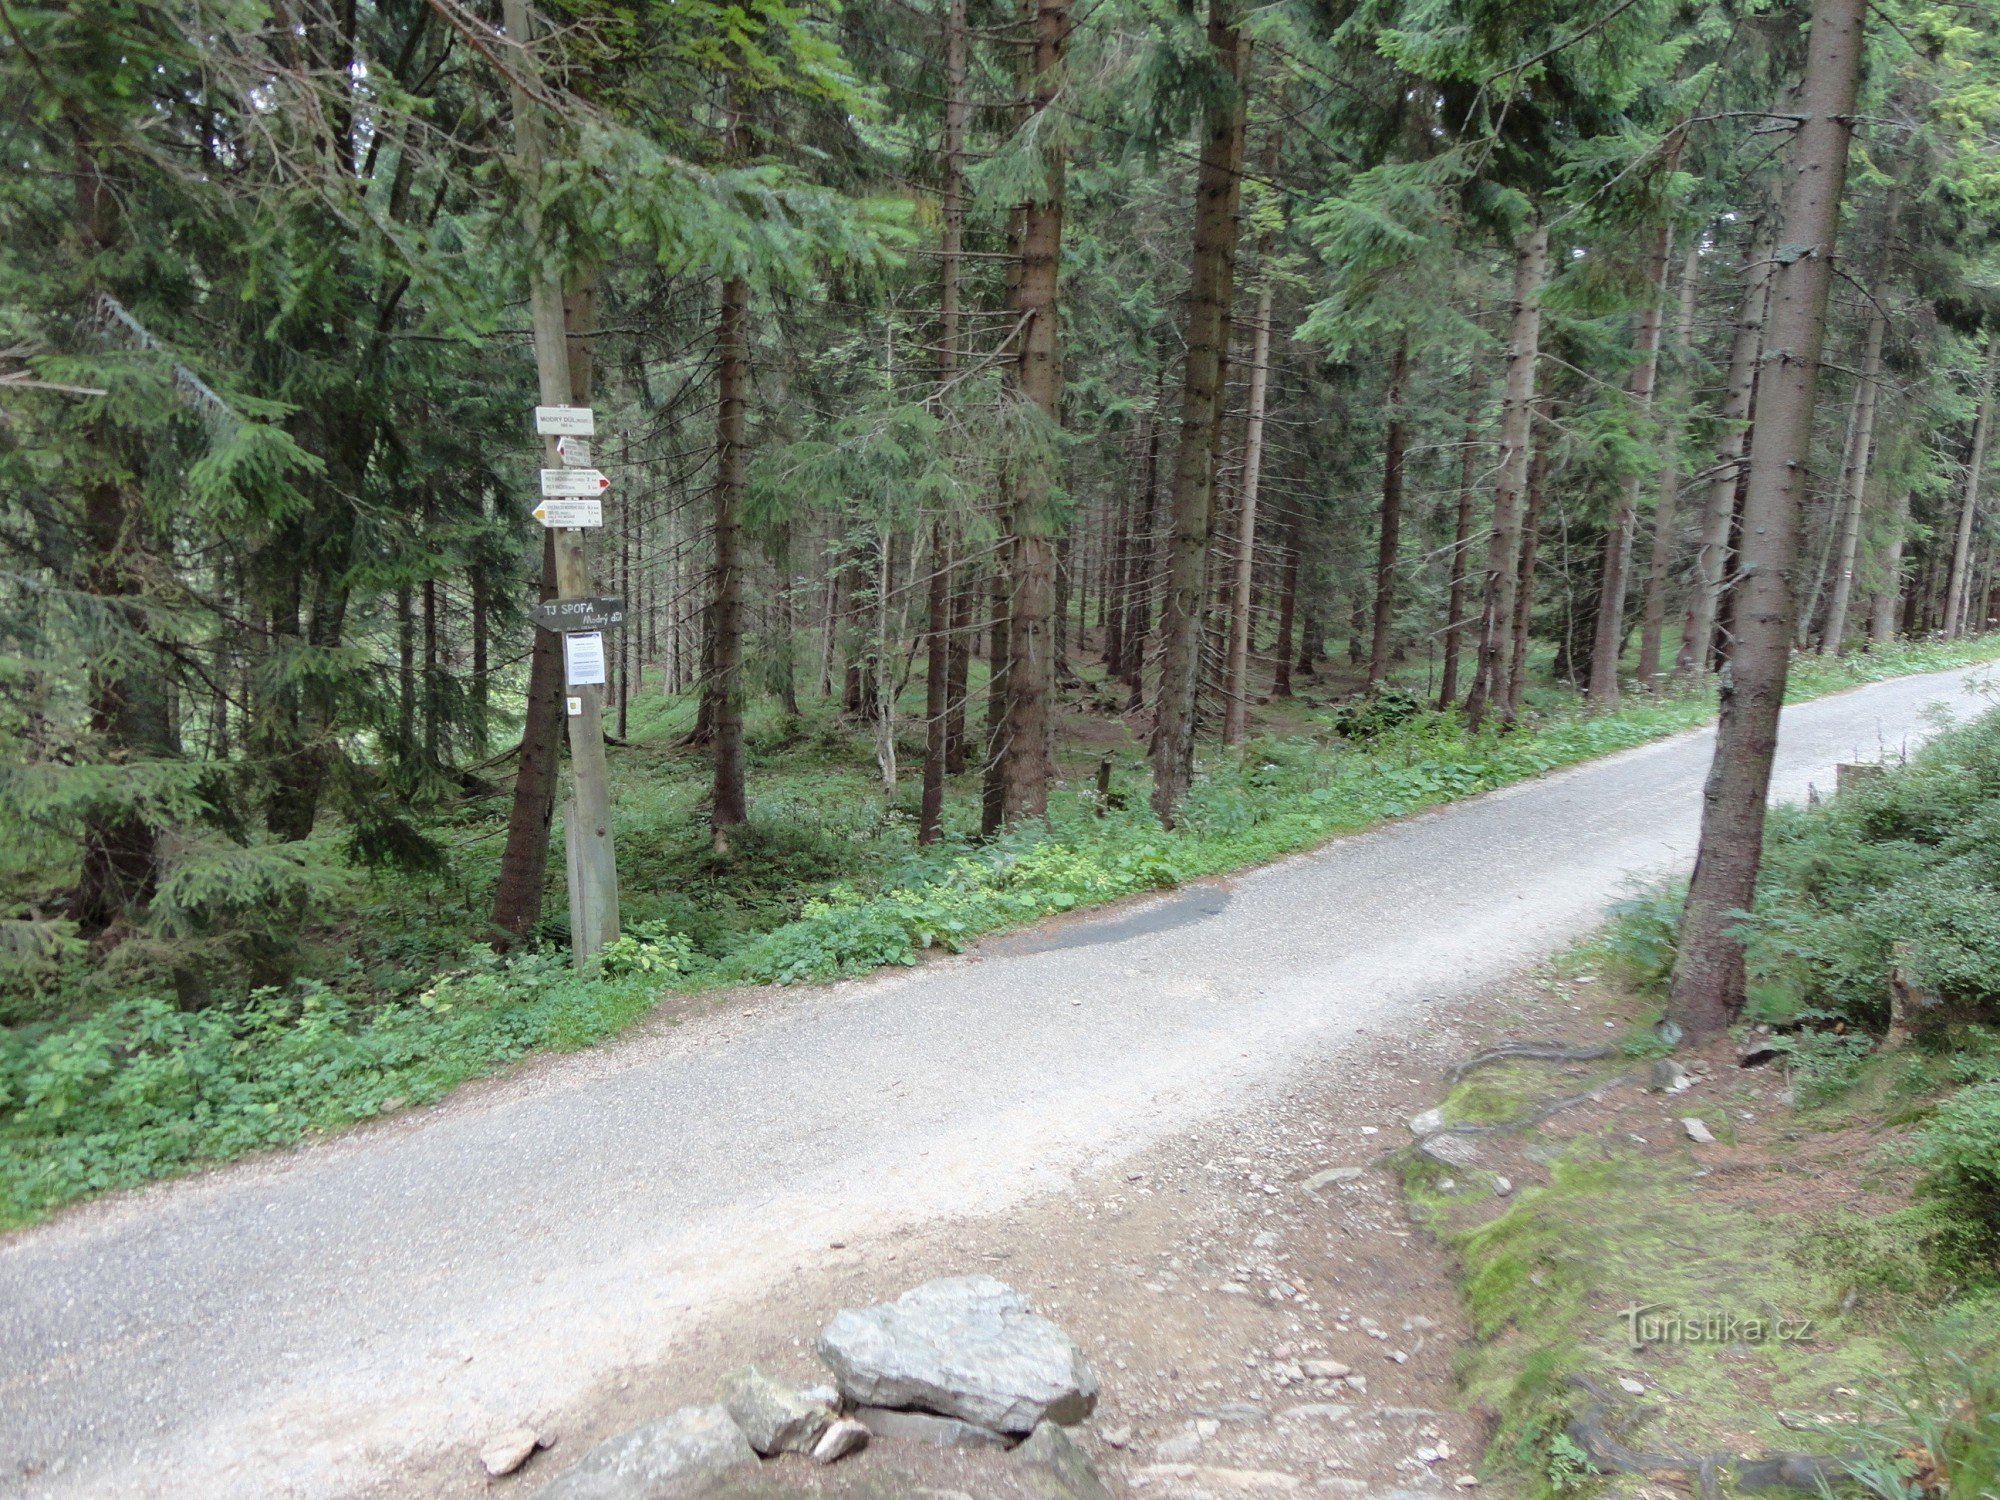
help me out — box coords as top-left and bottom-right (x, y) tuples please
(2, 665), (1992, 1498)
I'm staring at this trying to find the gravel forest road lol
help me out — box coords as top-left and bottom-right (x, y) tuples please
(3, 664), (1993, 1499)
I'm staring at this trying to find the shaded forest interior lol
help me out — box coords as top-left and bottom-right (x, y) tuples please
(6, 0), (2000, 1022)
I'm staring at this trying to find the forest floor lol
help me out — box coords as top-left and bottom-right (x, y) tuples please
(3, 662), (1995, 1499)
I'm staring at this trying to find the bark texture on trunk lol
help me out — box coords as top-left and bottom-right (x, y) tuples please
(1587, 221), (1675, 706)
(1637, 241), (1703, 686)
(1870, 487), (1910, 642)
(492, 531), (562, 948)
(1945, 338), (1999, 640)
(1367, 336), (1410, 690)
(1820, 192), (1898, 654)
(707, 274), (750, 847)
(919, 0), (969, 844)
(1669, 0), (1866, 1038)
(980, 548), (1011, 837)
(74, 460), (172, 935)
(1506, 428), (1548, 719)
(1120, 389), (1167, 701)
(997, 0), (1072, 824)
(1223, 273), (1275, 743)
(1438, 362), (1482, 711)
(1465, 225), (1548, 730)
(1676, 217), (1776, 679)
(1273, 512), (1301, 699)
(1150, 0), (1248, 825)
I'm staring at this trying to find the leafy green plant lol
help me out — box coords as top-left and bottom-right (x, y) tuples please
(1775, 1023), (1879, 1106)
(597, 925), (699, 979)
(1543, 1432), (1596, 1495)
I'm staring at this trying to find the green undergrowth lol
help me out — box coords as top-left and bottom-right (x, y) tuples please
(1422, 702), (2000, 1500)
(3, 636), (1996, 1232)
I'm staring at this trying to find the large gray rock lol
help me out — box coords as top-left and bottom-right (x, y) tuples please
(531, 1405), (756, 1500)
(818, 1276), (1099, 1435)
(717, 1367), (836, 1456)
(1016, 1421), (1112, 1500)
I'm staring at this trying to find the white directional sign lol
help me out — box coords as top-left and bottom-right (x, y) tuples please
(532, 498), (603, 528)
(535, 405), (595, 436)
(556, 435), (592, 468)
(541, 467), (609, 497)
(564, 630), (608, 688)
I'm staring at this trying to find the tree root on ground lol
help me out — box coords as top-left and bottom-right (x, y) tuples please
(1566, 1376), (1856, 1497)
(1446, 1040), (1620, 1084)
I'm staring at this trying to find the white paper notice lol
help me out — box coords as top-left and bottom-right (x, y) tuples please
(563, 631), (607, 688)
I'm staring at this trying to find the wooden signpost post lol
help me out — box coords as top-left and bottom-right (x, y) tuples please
(505, 0), (620, 966)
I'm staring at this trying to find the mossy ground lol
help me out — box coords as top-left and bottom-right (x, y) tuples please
(1404, 954), (2000, 1500)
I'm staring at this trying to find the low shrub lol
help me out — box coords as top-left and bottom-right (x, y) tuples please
(1910, 1080), (2000, 1245)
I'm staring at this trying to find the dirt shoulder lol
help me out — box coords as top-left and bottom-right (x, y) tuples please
(383, 980), (1567, 1499)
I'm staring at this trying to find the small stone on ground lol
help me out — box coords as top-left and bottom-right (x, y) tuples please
(810, 1417), (870, 1464)
(481, 1426), (542, 1478)
(530, 1405), (754, 1500)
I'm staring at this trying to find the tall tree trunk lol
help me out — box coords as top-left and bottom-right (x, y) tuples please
(1669, 0), (1866, 1037)
(1870, 487), (1911, 642)
(707, 274), (751, 847)
(491, 531), (562, 949)
(980, 548), (1012, 837)
(994, 0), (1071, 824)
(1637, 241), (1703, 685)
(1945, 337), (1999, 640)
(423, 575), (441, 761)
(1465, 224), (1549, 730)
(397, 581), (416, 763)
(1506, 425), (1549, 718)
(920, 0), (969, 842)
(1676, 216), (1776, 678)
(1224, 271), (1276, 742)
(1150, 0), (1249, 824)
(1104, 433), (1134, 669)
(1820, 191), (1898, 654)
(1367, 335), (1410, 690)
(1120, 383), (1168, 699)
(1273, 512), (1301, 699)
(774, 521), (801, 717)
(73, 457), (171, 935)
(470, 538), (489, 758)
(1438, 361), (1482, 710)
(945, 564), (972, 773)
(1588, 220), (1676, 706)
(920, 526), (952, 842)
(873, 530), (899, 791)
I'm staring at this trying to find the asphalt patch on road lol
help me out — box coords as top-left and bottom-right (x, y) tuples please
(981, 884), (1232, 957)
